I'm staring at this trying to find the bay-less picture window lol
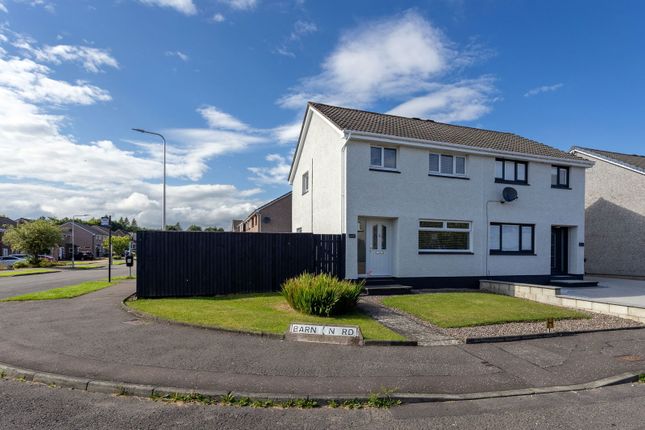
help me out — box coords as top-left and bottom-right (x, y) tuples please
(418, 220), (472, 253)
(429, 153), (466, 177)
(370, 146), (397, 169)
(551, 166), (570, 188)
(489, 223), (534, 254)
(495, 158), (528, 184)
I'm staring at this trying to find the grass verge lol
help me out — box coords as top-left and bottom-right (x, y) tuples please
(0, 276), (134, 301)
(381, 292), (589, 328)
(0, 269), (60, 278)
(639, 374), (645, 383)
(127, 293), (405, 341)
(150, 389), (400, 409)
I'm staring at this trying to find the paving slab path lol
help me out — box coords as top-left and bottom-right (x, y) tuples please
(0, 280), (644, 397)
(358, 297), (460, 346)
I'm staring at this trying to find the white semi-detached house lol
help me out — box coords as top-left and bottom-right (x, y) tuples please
(289, 102), (594, 288)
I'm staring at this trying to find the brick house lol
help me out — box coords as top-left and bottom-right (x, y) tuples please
(237, 192), (292, 233)
(0, 216), (17, 257)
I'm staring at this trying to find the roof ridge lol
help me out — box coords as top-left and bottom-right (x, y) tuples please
(573, 146), (645, 159)
(309, 101), (517, 136)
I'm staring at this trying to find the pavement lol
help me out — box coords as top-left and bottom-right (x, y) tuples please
(0, 279), (644, 398)
(0, 264), (132, 299)
(1, 377), (645, 429)
(561, 276), (645, 308)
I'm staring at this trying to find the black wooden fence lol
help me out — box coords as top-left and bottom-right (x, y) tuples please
(136, 231), (346, 298)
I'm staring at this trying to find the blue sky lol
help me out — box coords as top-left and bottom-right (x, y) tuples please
(1, 0), (643, 228)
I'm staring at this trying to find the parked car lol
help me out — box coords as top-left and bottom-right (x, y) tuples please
(9, 254), (28, 259)
(0, 256), (26, 268)
(73, 252), (95, 261)
(38, 255), (54, 261)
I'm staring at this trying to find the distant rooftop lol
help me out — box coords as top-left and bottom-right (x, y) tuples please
(571, 146), (645, 174)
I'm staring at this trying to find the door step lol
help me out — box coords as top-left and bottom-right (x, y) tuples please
(550, 276), (599, 288)
(362, 277), (398, 286)
(363, 284), (413, 296)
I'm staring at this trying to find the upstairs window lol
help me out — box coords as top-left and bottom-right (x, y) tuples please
(370, 146), (397, 170)
(418, 220), (472, 253)
(495, 158), (528, 185)
(429, 153), (466, 177)
(302, 171), (309, 194)
(551, 166), (570, 188)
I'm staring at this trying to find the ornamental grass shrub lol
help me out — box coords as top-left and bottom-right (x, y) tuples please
(281, 273), (364, 317)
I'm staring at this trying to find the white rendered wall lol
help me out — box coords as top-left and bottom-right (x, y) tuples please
(344, 140), (586, 279)
(291, 112), (345, 234)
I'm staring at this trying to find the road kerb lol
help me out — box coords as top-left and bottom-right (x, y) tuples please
(0, 362), (642, 405)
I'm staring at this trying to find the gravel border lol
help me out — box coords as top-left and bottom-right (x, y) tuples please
(368, 296), (644, 343)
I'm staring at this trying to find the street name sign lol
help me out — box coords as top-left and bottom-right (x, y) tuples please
(286, 323), (363, 346)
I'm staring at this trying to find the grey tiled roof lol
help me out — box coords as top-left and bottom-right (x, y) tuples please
(310, 102), (584, 162)
(571, 146), (645, 173)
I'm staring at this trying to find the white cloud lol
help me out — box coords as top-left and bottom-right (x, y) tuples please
(165, 50), (189, 62)
(276, 19), (317, 57)
(387, 78), (496, 122)
(27, 44), (119, 73)
(0, 2), (7, 13)
(278, 10), (495, 124)
(0, 56), (111, 105)
(272, 121), (302, 144)
(212, 13), (225, 22)
(219, 0), (257, 10)
(524, 83), (564, 97)
(137, 0), (197, 15)
(248, 153), (290, 185)
(198, 105), (248, 130)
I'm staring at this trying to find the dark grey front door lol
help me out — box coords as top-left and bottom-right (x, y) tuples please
(551, 227), (569, 275)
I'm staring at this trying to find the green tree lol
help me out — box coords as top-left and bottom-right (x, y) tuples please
(2, 220), (62, 263)
(187, 224), (202, 232)
(204, 226), (224, 232)
(103, 235), (132, 257)
(166, 222), (182, 231)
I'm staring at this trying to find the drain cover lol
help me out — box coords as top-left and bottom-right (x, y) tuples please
(616, 354), (643, 362)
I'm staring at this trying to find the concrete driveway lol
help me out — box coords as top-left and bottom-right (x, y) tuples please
(560, 276), (645, 308)
(0, 265), (132, 299)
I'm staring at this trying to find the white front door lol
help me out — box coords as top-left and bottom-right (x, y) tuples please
(366, 219), (393, 277)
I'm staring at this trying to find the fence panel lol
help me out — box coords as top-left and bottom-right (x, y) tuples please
(136, 231), (345, 298)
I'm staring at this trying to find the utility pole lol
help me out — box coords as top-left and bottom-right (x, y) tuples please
(101, 215), (112, 282)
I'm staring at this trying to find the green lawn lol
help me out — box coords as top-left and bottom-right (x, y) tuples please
(128, 293), (405, 341)
(0, 268), (60, 277)
(1, 276), (133, 301)
(381, 292), (589, 328)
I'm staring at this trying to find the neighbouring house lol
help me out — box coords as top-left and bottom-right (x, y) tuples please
(289, 102), (594, 287)
(231, 219), (243, 232)
(58, 222), (111, 259)
(569, 147), (645, 277)
(238, 192), (292, 233)
(0, 216), (17, 257)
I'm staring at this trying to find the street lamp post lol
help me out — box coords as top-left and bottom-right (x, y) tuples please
(71, 214), (89, 269)
(132, 128), (167, 230)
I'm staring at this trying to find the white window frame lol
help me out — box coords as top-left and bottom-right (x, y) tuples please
(370, 146), (398, 170)
(418, 219), (472, 253)
(429, 152), (467, 177)
(301, 171), (309, 195)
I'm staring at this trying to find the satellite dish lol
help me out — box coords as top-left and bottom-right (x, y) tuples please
(262, 216), (271, 224)
(502, 187), (518, 202)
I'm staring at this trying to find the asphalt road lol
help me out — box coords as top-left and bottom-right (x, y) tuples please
(0, 265), (132, 299)
(1, 378), (644, 429)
